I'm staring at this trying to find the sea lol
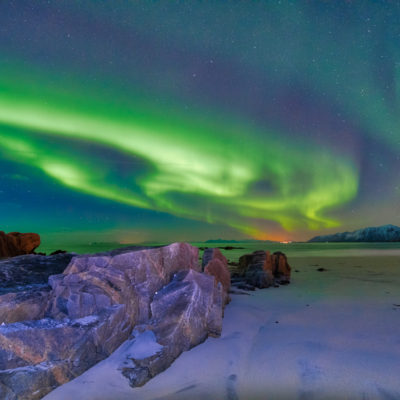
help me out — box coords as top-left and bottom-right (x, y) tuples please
(38, 241), (400, 261)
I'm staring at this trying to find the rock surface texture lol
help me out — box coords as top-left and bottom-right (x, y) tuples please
(202, 247), (231, 305)
(236, 250), (291, 289)
(120, 269), (223, 387)
(0, 232), (41, 259)
(0, 242), (291, 399)
(0, 243), (226, 400)
(0, 253), (75, 294)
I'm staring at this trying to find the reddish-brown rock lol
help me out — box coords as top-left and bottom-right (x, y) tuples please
(263, 251), (291, 284)
(238, 250), (291, 287)
(0, 231), (40, 258)
(202, 248), (231, 305)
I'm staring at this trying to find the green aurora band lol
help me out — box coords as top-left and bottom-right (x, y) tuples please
(0, 64), (358, 239)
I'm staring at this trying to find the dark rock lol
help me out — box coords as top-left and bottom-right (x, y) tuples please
(228, 288), (251, 295)
(49, 250), (67, 256)
(317, 267), (327, 272)
(237, 253), (255, 276)
(0, 232), (41, 259)
(238, 250), (291, 287)
(120, 269), (223, 387)
(218, 246), (245, 250)
(245, 264), (274, 288)
(234, 283), (256, 291)
(0, 253), (75, 295)
(228, 261), (239, 267)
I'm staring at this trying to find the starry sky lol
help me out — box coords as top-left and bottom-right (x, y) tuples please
(0, 1), (399, 245)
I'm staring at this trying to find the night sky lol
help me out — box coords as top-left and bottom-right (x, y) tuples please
(0, 1), (399, 244)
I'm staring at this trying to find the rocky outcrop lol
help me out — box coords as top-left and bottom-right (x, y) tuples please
(0, 306), (129, 400)
(0, 232), (41, 259)
(46, 243), (200, 323)
(121, 269), (223, 387)
(236, 250), (291, 288)
(0, 243), (225, 400)
(0, 253), (75, 295)
(202, 248), (231, 305)
(0, 242), (291, 399)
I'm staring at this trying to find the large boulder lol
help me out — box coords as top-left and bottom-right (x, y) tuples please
(0, 232), (40, 259)
(46, 243), (200, 322)
(238, 250), (291, 288)
(0, 243), (201, 399)
(120, 269), (223, 387)
(239, 250), (273, 289)
(264, 251), (291, 284)
(202, 248), (231, 305)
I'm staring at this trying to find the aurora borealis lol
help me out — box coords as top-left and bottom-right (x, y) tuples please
(0, 1), (399, 244)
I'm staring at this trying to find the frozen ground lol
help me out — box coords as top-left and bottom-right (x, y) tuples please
(44, 253), (400, 400)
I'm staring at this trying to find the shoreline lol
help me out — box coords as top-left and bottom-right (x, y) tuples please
(44, 254), (400, 400)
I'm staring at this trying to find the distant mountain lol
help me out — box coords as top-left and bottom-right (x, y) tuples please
(205, 238), (278, 243)
(308, 224), (400, 242)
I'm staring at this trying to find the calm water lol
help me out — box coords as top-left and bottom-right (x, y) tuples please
(38, 241), (400, 261)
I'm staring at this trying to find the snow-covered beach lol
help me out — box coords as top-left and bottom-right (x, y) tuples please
(44, 250), (400, 400)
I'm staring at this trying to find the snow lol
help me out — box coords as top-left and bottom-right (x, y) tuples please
(124, 329), (163, 360)
(73, 315), (99, 326)
(43, 252), (400, 400)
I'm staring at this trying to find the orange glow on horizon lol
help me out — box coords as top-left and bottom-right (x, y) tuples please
(253, 232), (290, 242)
